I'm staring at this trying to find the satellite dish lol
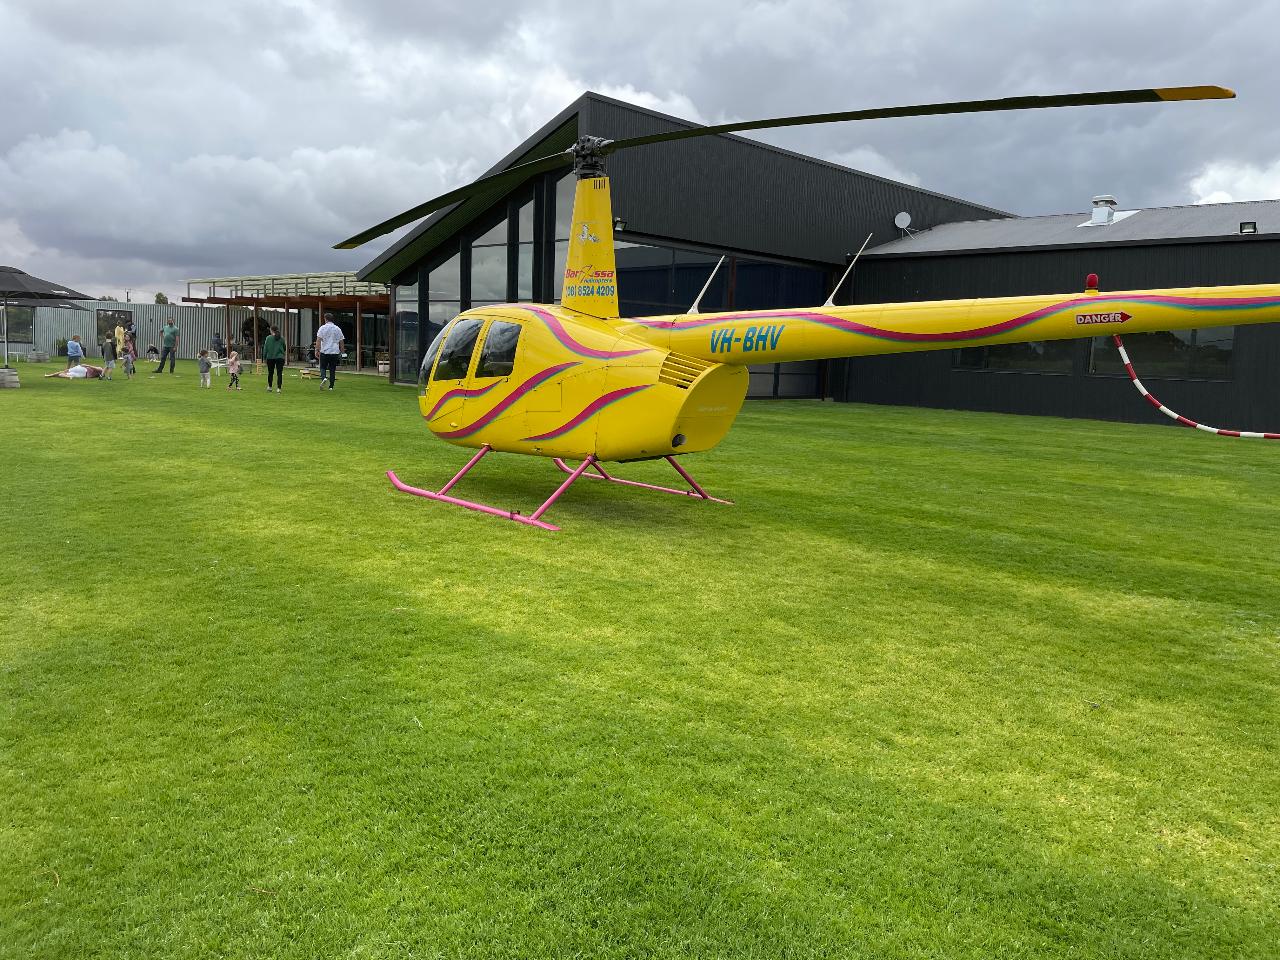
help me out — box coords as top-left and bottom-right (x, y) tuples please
(894, 211), (913, 230)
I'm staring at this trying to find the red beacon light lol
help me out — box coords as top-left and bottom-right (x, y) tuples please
(1085, 272), (1100, 293)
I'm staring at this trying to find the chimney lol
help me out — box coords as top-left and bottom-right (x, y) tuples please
(1090, 195), (1118, 226)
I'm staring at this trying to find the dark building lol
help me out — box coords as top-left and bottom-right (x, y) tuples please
(357, 92), (1006, 396)
(837, 197), (1280, 431)
(359, 93), (1280, 430)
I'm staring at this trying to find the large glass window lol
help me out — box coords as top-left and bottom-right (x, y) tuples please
(359, 310), (388, 371)
(517, 197), (534, 300)
(2, 304), (34, 342)
(471, 216), (508, 303)
(553, 241), (569, 303)
(433, 318), (483, 381)
(1089, 328), (1234, 380)
(418, 322), (451, 389)
(427, 252), (461, 357)
(953, 340), (1075, 374)
(393, 282), (419, 382)
(471, 245), (507, 302)
(554, 174), (576, 240)
(96, 309), (132, 345)
(476, 321), (521, 378)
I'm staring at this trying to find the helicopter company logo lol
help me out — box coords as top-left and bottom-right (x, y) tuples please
(1076, 310), (1131, 325)
(562, 266), (616, 300)
(710, 323), (784, 354)
(578, 222), (600, 243)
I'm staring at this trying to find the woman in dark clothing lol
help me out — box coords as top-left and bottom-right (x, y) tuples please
(262, 325), (286, 393)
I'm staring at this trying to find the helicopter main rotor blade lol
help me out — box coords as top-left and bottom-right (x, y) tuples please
(601, 85), (1235, 153)
(335, 85), (1232, 250)
(333, 151), (573, 249)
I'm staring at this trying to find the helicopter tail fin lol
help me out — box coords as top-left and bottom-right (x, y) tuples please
(560, 176), (619, 318)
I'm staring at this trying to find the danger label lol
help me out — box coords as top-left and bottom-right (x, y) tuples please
(1076, 311), (1131, 325)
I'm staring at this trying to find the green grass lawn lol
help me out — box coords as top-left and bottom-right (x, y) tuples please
(2, 360), (1278, 959)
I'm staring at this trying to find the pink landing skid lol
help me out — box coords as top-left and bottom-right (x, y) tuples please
(387, 448), (731, 532)
(552, 456), (733, 505)
(387, 445), (599, 532)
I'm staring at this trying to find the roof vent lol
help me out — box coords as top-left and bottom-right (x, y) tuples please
(1090, 195), (1119, 225)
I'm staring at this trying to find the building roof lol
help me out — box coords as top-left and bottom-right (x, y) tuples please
(864, 198), (1280, 258)
(186, 272), (387, 299)
(356, 92), (1010, 284)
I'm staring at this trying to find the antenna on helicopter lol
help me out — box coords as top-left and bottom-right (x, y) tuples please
(823, 233), (873, 307)
(686, 256), (726, 314)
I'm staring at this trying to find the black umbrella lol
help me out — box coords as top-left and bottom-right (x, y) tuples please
(0, 266), (93, 367)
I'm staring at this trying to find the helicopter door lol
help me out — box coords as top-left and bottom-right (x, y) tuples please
(462, 319), (523, 425)
(424, 318), (483, 431)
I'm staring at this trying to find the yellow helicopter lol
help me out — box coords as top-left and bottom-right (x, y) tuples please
(337, 85), (1280, 531)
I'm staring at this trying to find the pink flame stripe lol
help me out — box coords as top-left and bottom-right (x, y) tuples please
(627, 294), (1280, 344)
(523, 384), (653, 442)
(1113, 334), (1280, 439)
(432, 361), (579, 439)
(518, 305), (651, 358)
(423, 380), (501, 421)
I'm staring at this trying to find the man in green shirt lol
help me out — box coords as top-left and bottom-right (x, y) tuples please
(262, 325), (286, 393)
(154, 319), (180, 374)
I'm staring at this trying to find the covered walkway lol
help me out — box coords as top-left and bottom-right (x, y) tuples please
(184, 272), (391, 373)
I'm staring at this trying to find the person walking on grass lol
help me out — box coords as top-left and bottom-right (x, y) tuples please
(262, 325), (286, 393)
(154, 318), (180, 374)
(101, 333), (117, 381)
(198, 349), (212, 388)
(122, 337), (136, 379)
(314, 312), (344, 391)
(65, 334), (84, 369)
(114, 321), (125, 356)
(226, 351), (242, 391)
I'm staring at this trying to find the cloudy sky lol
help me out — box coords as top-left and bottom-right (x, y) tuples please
(2, 0), (1278, 301)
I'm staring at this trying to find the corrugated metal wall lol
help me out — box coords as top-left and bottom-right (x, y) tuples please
(14, 301), (302, 360)
(830, 239), (1280, 431)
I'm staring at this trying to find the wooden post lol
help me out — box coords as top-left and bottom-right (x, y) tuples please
(355, 299), (363, 371)
(253, 303), (260, 359)
(224, 304), (231, 357)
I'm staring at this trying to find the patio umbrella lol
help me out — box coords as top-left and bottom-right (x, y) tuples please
(0, 266), (93, 367)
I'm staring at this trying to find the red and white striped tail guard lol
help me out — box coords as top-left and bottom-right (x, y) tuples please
(1113, 334), (1280, 439)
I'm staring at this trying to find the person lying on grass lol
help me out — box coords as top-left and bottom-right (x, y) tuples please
(44, 364), (105, 379)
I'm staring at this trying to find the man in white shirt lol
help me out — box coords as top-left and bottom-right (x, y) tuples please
(314, 313), (345, 390)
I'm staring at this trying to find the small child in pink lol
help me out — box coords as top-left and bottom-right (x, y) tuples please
(226, 351), (242, 391)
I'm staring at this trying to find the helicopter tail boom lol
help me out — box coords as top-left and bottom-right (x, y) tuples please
(620, 283), (1280, 365)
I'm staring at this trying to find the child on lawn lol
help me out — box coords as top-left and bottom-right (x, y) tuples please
(226, 351), (241, 391)
(122, 338), (136, 379)
(198, 350), (212, 388)
(101, 335), (117, 380)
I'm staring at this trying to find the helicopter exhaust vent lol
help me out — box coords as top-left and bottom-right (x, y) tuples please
(659, 351), (714, 389)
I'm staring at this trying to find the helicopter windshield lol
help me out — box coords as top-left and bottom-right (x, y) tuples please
(418, 323), (452, 393)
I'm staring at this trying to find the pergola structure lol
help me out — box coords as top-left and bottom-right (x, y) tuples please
(183, 272), (391, 370)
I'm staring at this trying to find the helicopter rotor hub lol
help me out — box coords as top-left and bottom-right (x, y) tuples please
(570, 136), (612, 179)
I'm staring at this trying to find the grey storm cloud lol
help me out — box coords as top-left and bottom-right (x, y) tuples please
(1, 0), (1278, 299)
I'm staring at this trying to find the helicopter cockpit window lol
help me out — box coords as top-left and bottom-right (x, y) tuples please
(432, 318), (483, 381)
(475, 321), (521, 378)
(418, 323), (451, 390)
